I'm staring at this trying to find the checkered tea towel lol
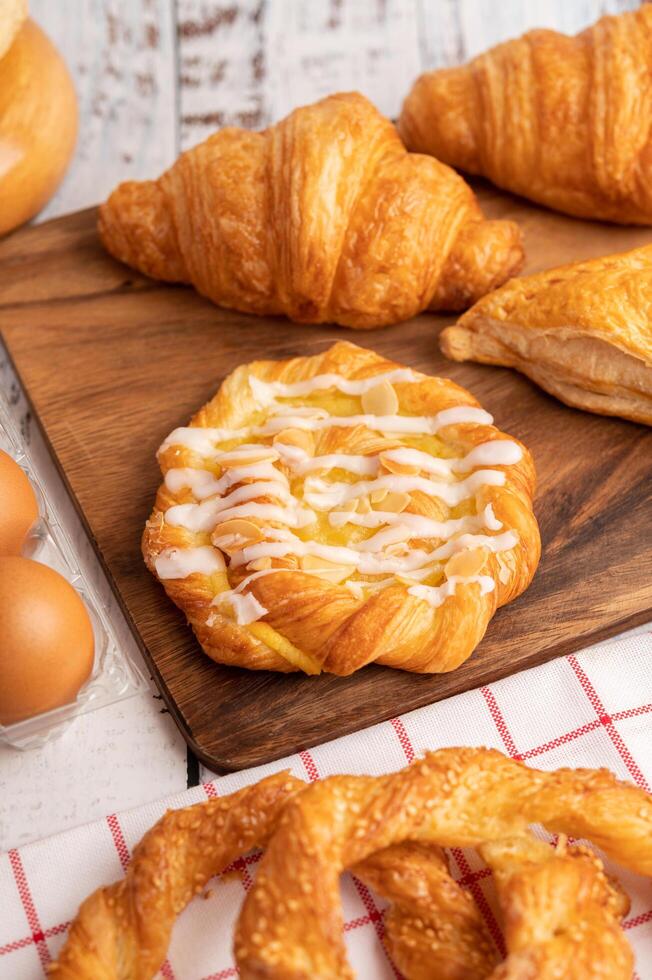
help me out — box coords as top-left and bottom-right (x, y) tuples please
(1, 630), (651, 979)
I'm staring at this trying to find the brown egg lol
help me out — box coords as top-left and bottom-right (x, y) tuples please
(0, 449), (39, 555)
(0, 557), (94, 725)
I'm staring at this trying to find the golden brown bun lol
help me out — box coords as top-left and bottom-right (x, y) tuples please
(99, 92), (523, 328)
(142, 341), (540, 676)
(0, 19), (78, 237)
(399, 6), (652, 224)
(440, 244), (652, 426)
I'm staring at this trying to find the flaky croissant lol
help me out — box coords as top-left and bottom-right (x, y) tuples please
(98, 92), (523, 328)
(399, 6), (652, 224)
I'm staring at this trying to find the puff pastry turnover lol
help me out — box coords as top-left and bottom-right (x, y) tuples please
(399, 6), (652, 224)
(440, 245), (652, 426)
(99, 92), (523, 328)
(143, 341), (540, 676)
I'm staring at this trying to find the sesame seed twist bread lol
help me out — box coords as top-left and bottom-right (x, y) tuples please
(353, 841), (499, 979)
(481, 836), (633, 979)
(48, 772), (304, 980)
(399, 6), (652, 224)
(49, 749), (652, 979)
(235, 747), (652, 977)
(98, 92), (523, 329)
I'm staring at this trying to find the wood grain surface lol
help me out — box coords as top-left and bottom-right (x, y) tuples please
(0, 186), (651, 771)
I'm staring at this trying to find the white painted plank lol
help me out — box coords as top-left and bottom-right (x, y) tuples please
(177, 0), (267, 148)
(262, 0), (422, 122)
(178, 0), (423, 151)
(27, 0), (179, 220)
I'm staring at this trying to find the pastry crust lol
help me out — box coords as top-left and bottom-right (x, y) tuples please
(399, 6), (652, 224)
(440, 245), (652, 425)
(142, 341), (540, 676)
(98, 92), (523, 328)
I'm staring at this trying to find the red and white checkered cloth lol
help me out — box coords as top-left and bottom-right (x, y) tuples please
(2, 630), (652, 980)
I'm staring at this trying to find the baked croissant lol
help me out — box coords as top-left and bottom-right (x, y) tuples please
(440, 244), (652, 426)
(143, 341), (540, 676)
(98, 92), (523, 328)
(399, 6), (652, 224)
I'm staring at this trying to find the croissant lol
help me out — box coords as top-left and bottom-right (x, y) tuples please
(399, 6), (652, 224)
(143, 341), (540, 676)
(51, 748), (650, 979)
(440, 244), (652, 426)
(98, 92), (523, 328)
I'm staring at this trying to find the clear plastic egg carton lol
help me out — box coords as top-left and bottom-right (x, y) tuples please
(0, 394), (148, 749)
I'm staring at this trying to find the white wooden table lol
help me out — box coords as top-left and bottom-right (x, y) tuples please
(0, 0), (641, 852)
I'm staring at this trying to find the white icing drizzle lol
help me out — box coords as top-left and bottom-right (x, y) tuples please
(159, 406), (494, 455)
(212, 590), (268, 625)
(304, 469), (506, 511)
(156, 365), (525, 624)
(408, 576), (496, 609)
(249, 368), (419, 405)
(155, 546), (225, 580)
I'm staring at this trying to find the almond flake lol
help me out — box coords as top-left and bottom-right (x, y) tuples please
(356, 495), (372, 514)
(361, 380), (398, 416)
(247, 556), (272, 571)
(382, 491), (411, 514)
(300, 555), (350, 584)
(379, 451), (420, 477)
(212, 519), (264, 553)
(219, 448), (278, 468)
(445, 546), (489, 579)
(370, 488), (388, 504)
(273, 428), (315, 457)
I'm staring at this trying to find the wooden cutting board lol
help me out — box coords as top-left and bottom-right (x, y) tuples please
(0, 185), (651, 772)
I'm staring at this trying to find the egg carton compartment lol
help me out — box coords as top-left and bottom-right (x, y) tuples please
(0, 396), (148, 749)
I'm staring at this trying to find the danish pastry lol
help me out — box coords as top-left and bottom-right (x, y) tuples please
(399, 6), (652, 224)
(98, 91), (523, 328)
(143, 341), (540, 676)
(440, 245), (652, 425)
(51, 748), (652, 979)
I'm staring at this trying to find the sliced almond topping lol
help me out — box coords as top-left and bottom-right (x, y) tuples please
(356, 495), (372, 514)
(276, 555), (300, 569)
(370, 488), (388, 504)
(273, 428), (315, 457)
(211, 518), (264, 553)
(378, 451), (420, 477)
(300, 554), (350, 584)
(219, 448), (278, 469)
(382, 491), (411, 514)
(445, 545), (489, 579)
(247, 556), (272, 571)
(361, 380), (398, 416)
(385, 542), (410, 557)
(340, 499), (359, 513)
